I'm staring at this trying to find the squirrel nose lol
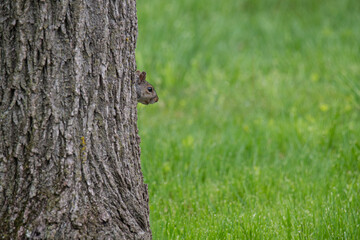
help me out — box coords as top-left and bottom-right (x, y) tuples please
(154, 97), (159, 102)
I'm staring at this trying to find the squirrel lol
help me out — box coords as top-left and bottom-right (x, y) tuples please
(135, 70), (159, 105)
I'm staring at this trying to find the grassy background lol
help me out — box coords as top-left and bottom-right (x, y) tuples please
(135, 0), (360, 239)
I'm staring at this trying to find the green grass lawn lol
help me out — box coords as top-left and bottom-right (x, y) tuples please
(136, 0), (360, 239)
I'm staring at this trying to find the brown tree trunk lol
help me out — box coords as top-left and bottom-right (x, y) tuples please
(0, 0), (151, 239)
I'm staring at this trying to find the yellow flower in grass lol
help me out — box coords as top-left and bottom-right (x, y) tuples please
(182, 135), (194, 148)
(319, 103), (329, 112)
(311, 73), (319, 82)
(243, 124), (250, 132)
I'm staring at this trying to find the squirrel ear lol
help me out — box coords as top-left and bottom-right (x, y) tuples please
(139, 71), (146, 81)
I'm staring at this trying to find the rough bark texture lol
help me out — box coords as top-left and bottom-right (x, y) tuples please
(0, 0), (151, 239)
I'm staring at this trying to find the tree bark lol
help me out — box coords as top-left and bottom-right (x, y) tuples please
(0, 0), (151, 239)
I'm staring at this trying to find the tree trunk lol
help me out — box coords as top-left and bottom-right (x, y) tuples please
(0, 0), (151, 239)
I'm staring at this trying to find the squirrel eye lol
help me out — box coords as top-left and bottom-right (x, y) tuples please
(147, 87), (153, 92)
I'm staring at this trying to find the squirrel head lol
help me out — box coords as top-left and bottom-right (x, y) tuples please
(136, 71), (159, 105)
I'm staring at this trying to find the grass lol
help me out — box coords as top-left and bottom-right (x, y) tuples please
(135, 0), (360, 239)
